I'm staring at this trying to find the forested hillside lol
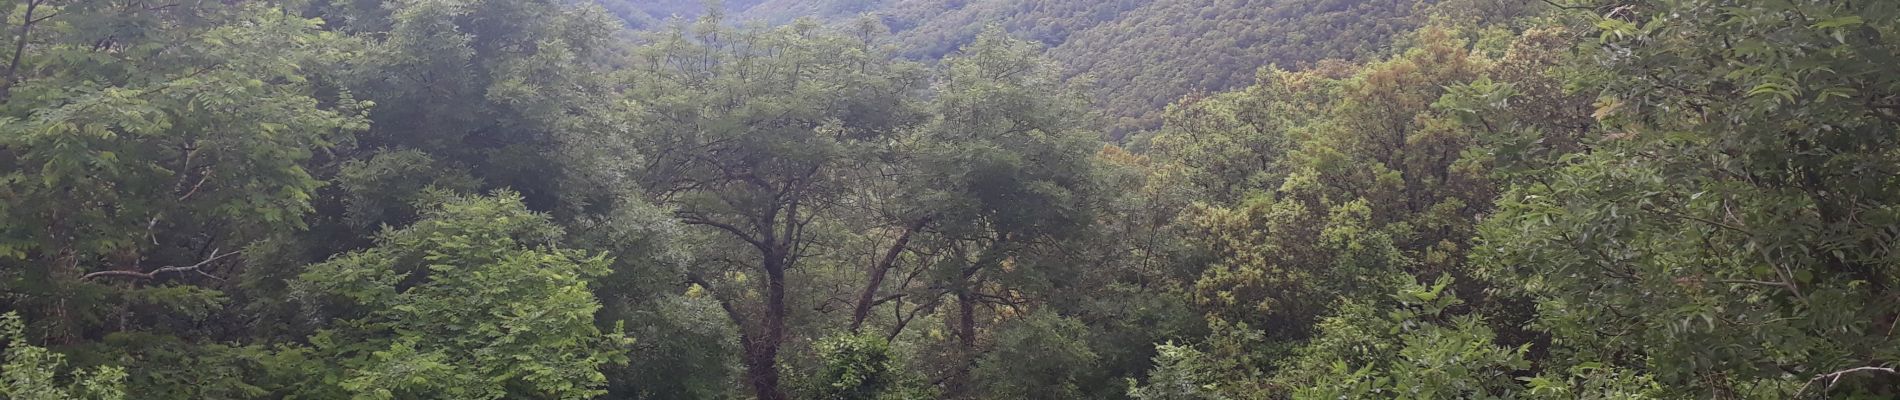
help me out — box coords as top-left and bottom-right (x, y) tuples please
(3, 0), (1900, 399)
(613, 0), (1434, 137)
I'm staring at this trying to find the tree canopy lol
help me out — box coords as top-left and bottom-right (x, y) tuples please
(2, 0), (1898, 399)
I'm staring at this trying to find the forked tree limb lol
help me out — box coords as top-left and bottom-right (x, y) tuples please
(849, 217), (931, 331)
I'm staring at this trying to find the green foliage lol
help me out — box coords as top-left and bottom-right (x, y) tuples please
(923, 28), (1098, 242)
(619, 0), (1433, 136)
(295, 192), (628, 399)
(0, 2), (368, 254)
(597, 0), (765, 26)
(1287, 277), (1532, 400)
(812, 333), (893, 399)
(808, 333), (929, 400)
(605, 294), (741, 399)
(0, 0), (368, 279)
(0, 2), (370, 396)
(1127, 342), (1228, 400)
(1137, 30), (1505, 393)
(1472, 0), (1900, 397)
(1266, 276), (1661, 399)
(336, 150), (482, 230)
(1519, 363), (1665, 400)
(912, 26), (1101, 304)
(622, 12), (936, 399)
(7, 0), (1900, 399)
(1050, 0), (1435, 136)
(570, 195), (736, 399)
(1, 313), (126, 400)
(335, 0), (633, 214)
(971, 311), (1102, 400)
(84, 336), (332, 400)
(1126, 16), (1637, 399)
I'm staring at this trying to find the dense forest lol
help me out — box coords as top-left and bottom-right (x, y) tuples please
(2, 0), (1899, 399)
(607, 0), (1438, 137)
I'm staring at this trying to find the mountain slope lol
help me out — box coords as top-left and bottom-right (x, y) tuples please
(1051, 0), (1431, 134)
(609, 0), (1433, 137)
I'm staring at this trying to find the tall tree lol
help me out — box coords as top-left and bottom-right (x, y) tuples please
(891, 28), (1101, 396)
(623, 16), (928, 400)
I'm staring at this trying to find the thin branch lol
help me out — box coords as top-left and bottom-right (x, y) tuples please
(886, 289), (946, 342)
(1564, 231), (1640, 281)
(176, 167), (214, 202)
(1888, 309), (1899, 337)
(1793, 366), (1898, 398)
(1641, 205), (1751, 236)
(1546, 0), (1600, 12)
(26, 10), (59, 24)
(82, 249), (238, 281)
(1711, 279), (1795, 289)
(869, 293), (904, 307)
(677, 211), (767, 251)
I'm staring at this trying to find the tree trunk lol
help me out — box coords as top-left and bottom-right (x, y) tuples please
(956, 287), (976, 349)
(952, 235), (1006, 351)
(0, 0), (45, 103)
(741, 257), (790, 400)
(850, 217), (930, 331)
(943, 259), (983, 398)
(742, 344), (786, 400)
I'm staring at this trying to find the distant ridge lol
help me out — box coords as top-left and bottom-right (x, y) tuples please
(602, 0), (1434, 137)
